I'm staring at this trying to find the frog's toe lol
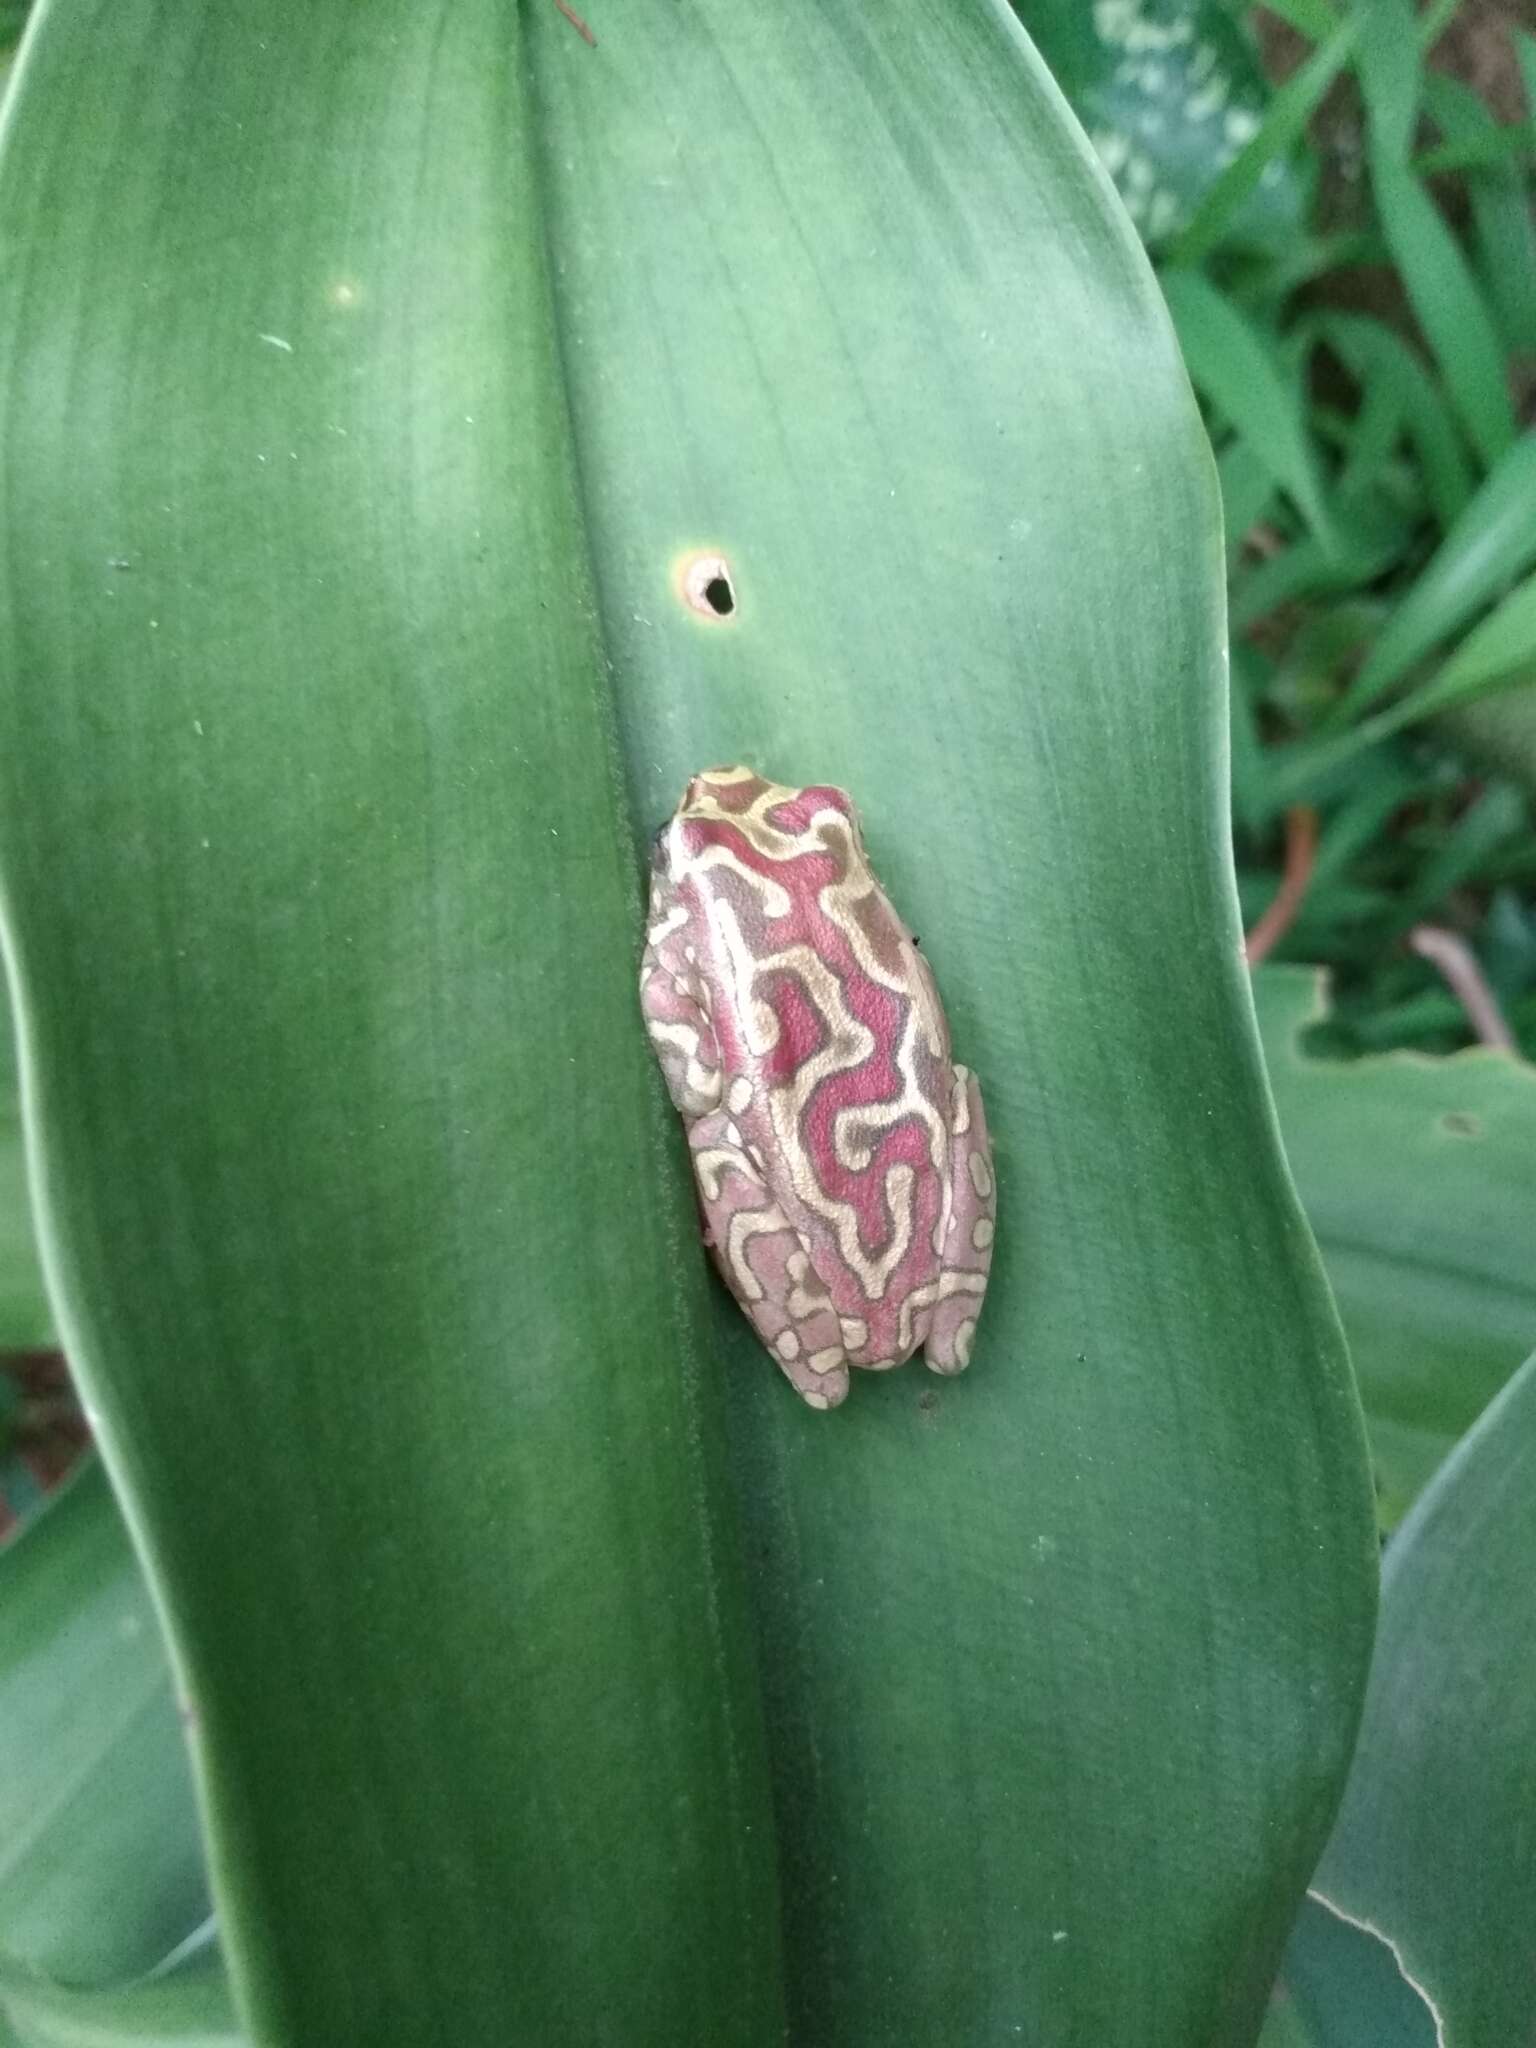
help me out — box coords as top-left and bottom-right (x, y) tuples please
(772, 1327), (850, 1410)
(796, 1358), (851, 1410)
(925, 1320), (976, 1375)
(924, 1280), (987, 1375)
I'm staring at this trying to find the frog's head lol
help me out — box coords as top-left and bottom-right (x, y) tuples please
(767, 782), (855, 834)
(678, 764), (768, 815)
(660, 766), (867, 877)
(656, 765), (772, 876)
(757, 784), (868, 880)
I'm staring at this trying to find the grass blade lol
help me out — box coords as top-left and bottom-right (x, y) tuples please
(1219, 437), (1281, 566)
(1338, 434), (1536, 719)
(1163, 268), (1337, 548)
(1352, 0), (1516, 467)
(1370, 570), (1536, 733)
(1302, 311), (1474, 532)
(1419, 74), (1536, 357)
(1170, 16), (1357, 267)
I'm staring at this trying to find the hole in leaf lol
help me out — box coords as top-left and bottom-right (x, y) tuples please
(678, 551), (738, 623)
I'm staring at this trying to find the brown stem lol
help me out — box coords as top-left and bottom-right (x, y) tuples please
(1408, 924), (1517, 1052)
(1244, 805), (1320, 968)
(553, 0), (597, 45)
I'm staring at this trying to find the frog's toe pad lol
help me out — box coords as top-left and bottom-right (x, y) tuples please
(772, 1329), (850, 1409)
(798, 1367), (851, 1411)
(925, 1295), (982, 1375)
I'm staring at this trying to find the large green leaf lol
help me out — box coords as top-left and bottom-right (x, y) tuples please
(1312, 1350), (1536, 2047)
(0, 4), (781, 2042)
(0, 2), (1376, 2043)
(530, 7), (1374, 2042)
(1256, 967), (1536, 1526)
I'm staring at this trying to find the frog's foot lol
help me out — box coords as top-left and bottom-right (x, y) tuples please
(724, 1225), (851, 1410)
(925, 1064), (996, 1377)
(689, 1122), (849, 1410)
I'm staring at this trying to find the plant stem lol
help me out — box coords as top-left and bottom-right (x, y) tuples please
(1246, 806), (1321, 967)
(1408, 926), (1517, 1051)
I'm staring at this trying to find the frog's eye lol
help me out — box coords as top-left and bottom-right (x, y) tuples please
(765, 784), (854, 837)
(801, 784), (852, 818)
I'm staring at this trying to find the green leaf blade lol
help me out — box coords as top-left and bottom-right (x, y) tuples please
(1171, 16), (1358, 268)
(1277, 1897), (1437, 2048)
(1014, 0), (1303, 250)
(2, 1953), (240, 2048)
(1314, 1350), (1536, 2045)
(0, 3), (782, 2041)
(1342, 433), (1536, 719)
(0, 1466), (209, 1989)
(1303, 311), (1474, 534)
(1351, 0), (1516, 468)
(1391, 569), (1536, 727)
(531, 5), (1377, 2041)
(0, 1004), (51, 1351)
(1367, 162), (1515, 471)
(1256, 966), (1536, 1527)
(1163, 268), (1338, 549)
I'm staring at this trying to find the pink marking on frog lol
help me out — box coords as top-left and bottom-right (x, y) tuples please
(640, 766), (995, 1410)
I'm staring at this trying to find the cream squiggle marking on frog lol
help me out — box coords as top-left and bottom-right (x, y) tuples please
(640, 766), (996, 1409)
(689, 859), (934, 1300)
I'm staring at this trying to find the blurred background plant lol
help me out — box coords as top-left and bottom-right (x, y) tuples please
(1018, 0), (1536, 1063)
(1001, 0), (1536, 1547)
(1005, 6), (1536, 2037)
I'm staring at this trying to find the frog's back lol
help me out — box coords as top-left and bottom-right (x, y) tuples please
(669, 770), (957, 1364)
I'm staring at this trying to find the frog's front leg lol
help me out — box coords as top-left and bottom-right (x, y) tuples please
(688, 1112), (851, 1411)
(925, 1064), (996, 1375)
(639, 887), (723, 1118)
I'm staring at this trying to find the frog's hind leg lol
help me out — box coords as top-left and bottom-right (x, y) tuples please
(737, 1226), (852, 1411)
(924, 1064), (995, 1376)
(688, 1119), (850, 1410)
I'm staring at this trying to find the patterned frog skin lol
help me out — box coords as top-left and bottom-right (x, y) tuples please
(640, 765), (995, 1410)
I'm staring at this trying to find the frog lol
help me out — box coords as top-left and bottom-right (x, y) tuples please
(639, 765), (995, 1409)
